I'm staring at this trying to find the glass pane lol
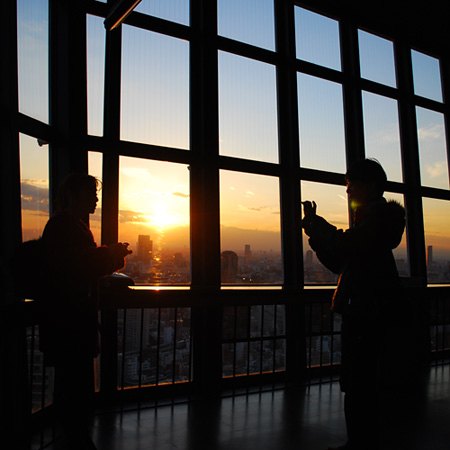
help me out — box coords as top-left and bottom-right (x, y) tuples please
(423, 198), (450, 283)
(295, 6), (341, 71)
(301, 181), (348, 285)
(19, 134), (49, 241)
(17, 0), (49, 123)
(88, 151), (103, 245)
(218, 0), (275, 51)
(118, 157), (190, 285)
(121, 26), (189, 149)
(219, 52), (278, 163)
(87, 15), (106, 137)
(358, 30), (396, 88)
(135, 0), (189, 26)
(385, 192), (408, 276)
(411, 50), (443, 103)
(298, 74), (346, 172)
(220, 171), (282, 285)
(416, 107), (449, 190)
(362, 92), (402, 182)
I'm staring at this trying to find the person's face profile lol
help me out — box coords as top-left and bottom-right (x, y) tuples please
(346, 180), (375, 207)
(77, 183), (98, 215)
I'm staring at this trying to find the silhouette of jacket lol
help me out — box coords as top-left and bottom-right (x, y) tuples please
(302, 198), (406, 321)
(39, 211), (124, 365)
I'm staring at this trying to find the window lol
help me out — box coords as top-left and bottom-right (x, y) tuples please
(362, 92), (403, 182)
(135, 0), (189, 26)
(220, 171), (282, 285)
(358, 30), (396, 88)
(385, 192), (408, 276)
(411, 50), (443, 103)
(298, 74), (346, 173)
(295, 7), (341, 71)
(17, 0), (49, 123)
(301, 181), (348, 285)
(219, 52), (279, 163)
(88, 151), (103, 245)
(87, 15), (106, 137)
(416, 107), (449, 190)
(118, 157), (190, 285)
(218, 0), (275, 51)
(121, 26), (190, 149)
(19, 134), (49, 241)
(423, 198), (450, 284)
(222, 304), (286, 377)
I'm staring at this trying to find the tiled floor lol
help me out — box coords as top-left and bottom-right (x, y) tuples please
(35, 364), (450, 450)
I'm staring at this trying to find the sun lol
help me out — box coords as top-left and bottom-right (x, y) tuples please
(149, 205), (183, 230)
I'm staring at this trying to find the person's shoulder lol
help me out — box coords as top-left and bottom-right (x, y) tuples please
(43, 211), (76, 237)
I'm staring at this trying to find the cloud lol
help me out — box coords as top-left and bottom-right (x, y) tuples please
(119, 210), (148, 223)
(20, 181), (49, 213)
(426, 161), (447, 179)
(172, 192), (189, 198)
(418, 124), (444, 141)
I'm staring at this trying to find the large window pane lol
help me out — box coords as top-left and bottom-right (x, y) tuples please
(295, 7), (341, 71)
(298, 74), (346, 173)
(301, 182), (348, 285)
(118, 157), (190, 285)
(87, 15), (106, 137)
(220, 171), (282, 285)
(358, 30), (396, 88)
(135, 0), (189, 26)
(218, 0), (275, 51)
(411, 50), (443, 103)
(362, 92), (403, 182)
(17, 0), (49, 123)
(19, 134), (49, 241)
(121, 26), (189, 149)
(219, 52), (278, 163)
(88, 151), (103, 245)
(416, 107), (449, 190)
(423, 198), (450, 283)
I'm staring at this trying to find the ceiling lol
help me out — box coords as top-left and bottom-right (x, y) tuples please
(299, 0), (450, 56)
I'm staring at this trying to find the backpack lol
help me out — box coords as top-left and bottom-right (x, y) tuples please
(11, 238), (48, 301)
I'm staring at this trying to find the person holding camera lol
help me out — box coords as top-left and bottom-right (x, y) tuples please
(39, 173), (131, 450)
(302, 159), (406, 450)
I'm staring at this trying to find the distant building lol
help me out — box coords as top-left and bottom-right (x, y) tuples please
(222, 251), (238, 283)
(244, 244), (252, 267)
(138, 235), (153, 263)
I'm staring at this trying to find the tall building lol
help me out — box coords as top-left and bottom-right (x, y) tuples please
(138, 235), (153, 263)
(222, 251), (238, 283)
(244, 244), (252, 267)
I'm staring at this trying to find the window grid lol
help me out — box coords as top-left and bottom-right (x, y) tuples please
(6, 1), (450, 413)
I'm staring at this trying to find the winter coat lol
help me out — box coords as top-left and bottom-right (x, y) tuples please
(39, 211), (124, 365)
(302, 198), (406, 323)
(303, 198), (407, 392)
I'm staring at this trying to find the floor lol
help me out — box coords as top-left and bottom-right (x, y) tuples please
(34, 364), (450, 450)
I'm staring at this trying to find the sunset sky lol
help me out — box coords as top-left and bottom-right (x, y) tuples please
(17, 0), (450, 267)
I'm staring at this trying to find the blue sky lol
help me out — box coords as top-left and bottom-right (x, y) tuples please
(17, 0), (450, 266)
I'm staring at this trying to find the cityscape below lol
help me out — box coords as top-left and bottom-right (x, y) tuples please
(119, 235), (450, 285)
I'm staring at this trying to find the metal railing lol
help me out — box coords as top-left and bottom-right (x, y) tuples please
(22, 285), (449, 416)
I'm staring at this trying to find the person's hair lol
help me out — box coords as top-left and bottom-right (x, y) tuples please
(345, 158), (387, 197)
(56, 173), (101, 211)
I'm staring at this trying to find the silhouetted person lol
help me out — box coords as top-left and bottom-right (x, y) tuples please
(302, 159), (406, 450)
(39, 173), (131, 449)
